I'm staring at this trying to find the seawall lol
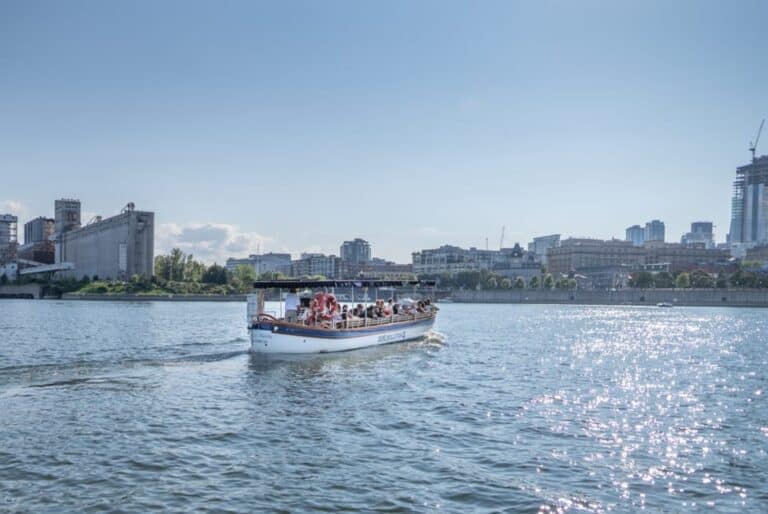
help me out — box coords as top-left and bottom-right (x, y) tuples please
(454, 288), (768, 308)
(60, 293), (247, 302)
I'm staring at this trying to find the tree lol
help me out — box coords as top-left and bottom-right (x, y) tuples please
(716, 274), (728, 289)
(629, 271), (654, 288)
(487, 277), (498, 289)
(529, 276), (540, 289)
(202, 264), (228, 284)
(0, 274), (7, 285)
(675, 272), (691, 288)
(514, 276), (526, 289)
(690, 269), (714, 288)
(500, 278), (512, 289)
(233, 265), (256, 288)
(543, 273), (554, 289)
(169, 248), (185, 281)
(154, 255), (169, 281)
(654, 271), (674, 288)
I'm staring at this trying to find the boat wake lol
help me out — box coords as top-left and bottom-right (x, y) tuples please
(424, 330), (447, 346)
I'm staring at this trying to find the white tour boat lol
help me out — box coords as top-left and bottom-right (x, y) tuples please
(248, 279), (438, 354)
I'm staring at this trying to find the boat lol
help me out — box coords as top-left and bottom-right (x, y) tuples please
(248, 279), (438, 354)
(656, 302), (674, 307)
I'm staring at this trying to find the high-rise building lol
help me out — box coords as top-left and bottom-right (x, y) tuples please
(340, 238), (371, 264)
(644, 220), (665, 242)
(55, 199), (82, 234)
(0, 214), (19, 264)
(24, 217), (55, 244)
(681, 221), (715, 249)
(729, 155), (768, 246)
(625, 225), (645, 246)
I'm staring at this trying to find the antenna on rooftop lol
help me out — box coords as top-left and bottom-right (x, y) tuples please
(750, 119), (765, 163)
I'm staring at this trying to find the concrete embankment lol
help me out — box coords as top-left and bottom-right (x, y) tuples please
(60, 293), (247, 302)
(0, 284), (44, 299)
(454, 288), (768, 308)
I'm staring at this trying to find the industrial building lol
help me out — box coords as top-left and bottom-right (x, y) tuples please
(54, 201), (154, 280)
(24, 216), (55, 244)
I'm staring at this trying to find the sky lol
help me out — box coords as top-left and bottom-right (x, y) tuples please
(1, 0), (767, 263)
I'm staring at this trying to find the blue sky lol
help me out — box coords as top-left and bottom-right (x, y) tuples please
(1, 1), (766, 263)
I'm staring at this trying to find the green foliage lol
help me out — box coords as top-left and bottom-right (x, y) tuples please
(202, 264), (228, 284)
(716, 274), (728, 288)
(654, 271), (674, 288)
(675, 272), (691, 288)
(487, 277), (498, 289)
(543, 273), (554, 289)
(0, 274), (7, 285)
(629, 271), (654, 288)
(689, 269), (714, 288)
(514, 277), (526, 289)
(500, 278), (512, 289)
(529, 275), (540, 289)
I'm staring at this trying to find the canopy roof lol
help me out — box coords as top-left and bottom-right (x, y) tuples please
(252, 279), (436, 289)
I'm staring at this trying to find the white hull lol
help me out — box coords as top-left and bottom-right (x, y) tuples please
(250, 318), (435, 354)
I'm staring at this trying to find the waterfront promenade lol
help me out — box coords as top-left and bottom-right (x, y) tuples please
(455, 288), (768, 307)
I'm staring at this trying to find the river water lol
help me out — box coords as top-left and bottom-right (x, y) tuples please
(1, 300), (767, 513)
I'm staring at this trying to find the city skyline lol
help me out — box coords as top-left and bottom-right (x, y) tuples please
(2, 1), (767, 263)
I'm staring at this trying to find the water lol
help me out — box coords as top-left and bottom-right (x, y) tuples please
(1, 301), (767, 513)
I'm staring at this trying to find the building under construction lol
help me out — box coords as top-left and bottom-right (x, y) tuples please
(730, 121), (768, 250)
(55, 201), (154, 280)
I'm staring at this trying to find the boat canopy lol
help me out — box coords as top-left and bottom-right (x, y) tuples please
(252, 279), (436, 290)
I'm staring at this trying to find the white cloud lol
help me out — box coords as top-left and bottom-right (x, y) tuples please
(156, 223), (272, 264)
(0, 199), (27, 218)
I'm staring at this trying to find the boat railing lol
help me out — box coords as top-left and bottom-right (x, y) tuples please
(255, 310), (434, 330)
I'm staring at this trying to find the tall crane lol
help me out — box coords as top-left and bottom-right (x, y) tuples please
(499, 225), (505, 250)
(750, 119), (765, 162)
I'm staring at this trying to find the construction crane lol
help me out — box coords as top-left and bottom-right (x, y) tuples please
(499, 225), (505, 250)
(750, 119), (765, 162)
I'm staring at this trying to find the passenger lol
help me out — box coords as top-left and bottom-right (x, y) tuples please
(332, 308), (343, 328)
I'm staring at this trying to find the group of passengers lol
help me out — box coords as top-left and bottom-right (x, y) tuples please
(284, 290), (434, 328)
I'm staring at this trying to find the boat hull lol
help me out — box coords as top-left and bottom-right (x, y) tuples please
(250, 317), (435, 354)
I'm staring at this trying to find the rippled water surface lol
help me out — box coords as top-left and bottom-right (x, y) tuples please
(1, 300), (768, 513)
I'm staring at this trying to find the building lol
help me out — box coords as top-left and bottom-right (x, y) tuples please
(55, 202), (154, 280)
(279, 253), (342, 279)
(643, 240), (729, 273)
(225, 252), (291, 275)
(0, 214), (19, 265)
(528, 234), (560, 265)
(625, 225), (645, 247)
(341, 258), (414, 280)
(340, 238), (371, 264)
(547, 238), (646, 276)
(644, 219), (665, 242)
(412, 244), (541, 279)
(24, 217), (55, 244)
(729, 155), (768, 247)
(681, 221), (715, 249)
(54, 199), (81, 234)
